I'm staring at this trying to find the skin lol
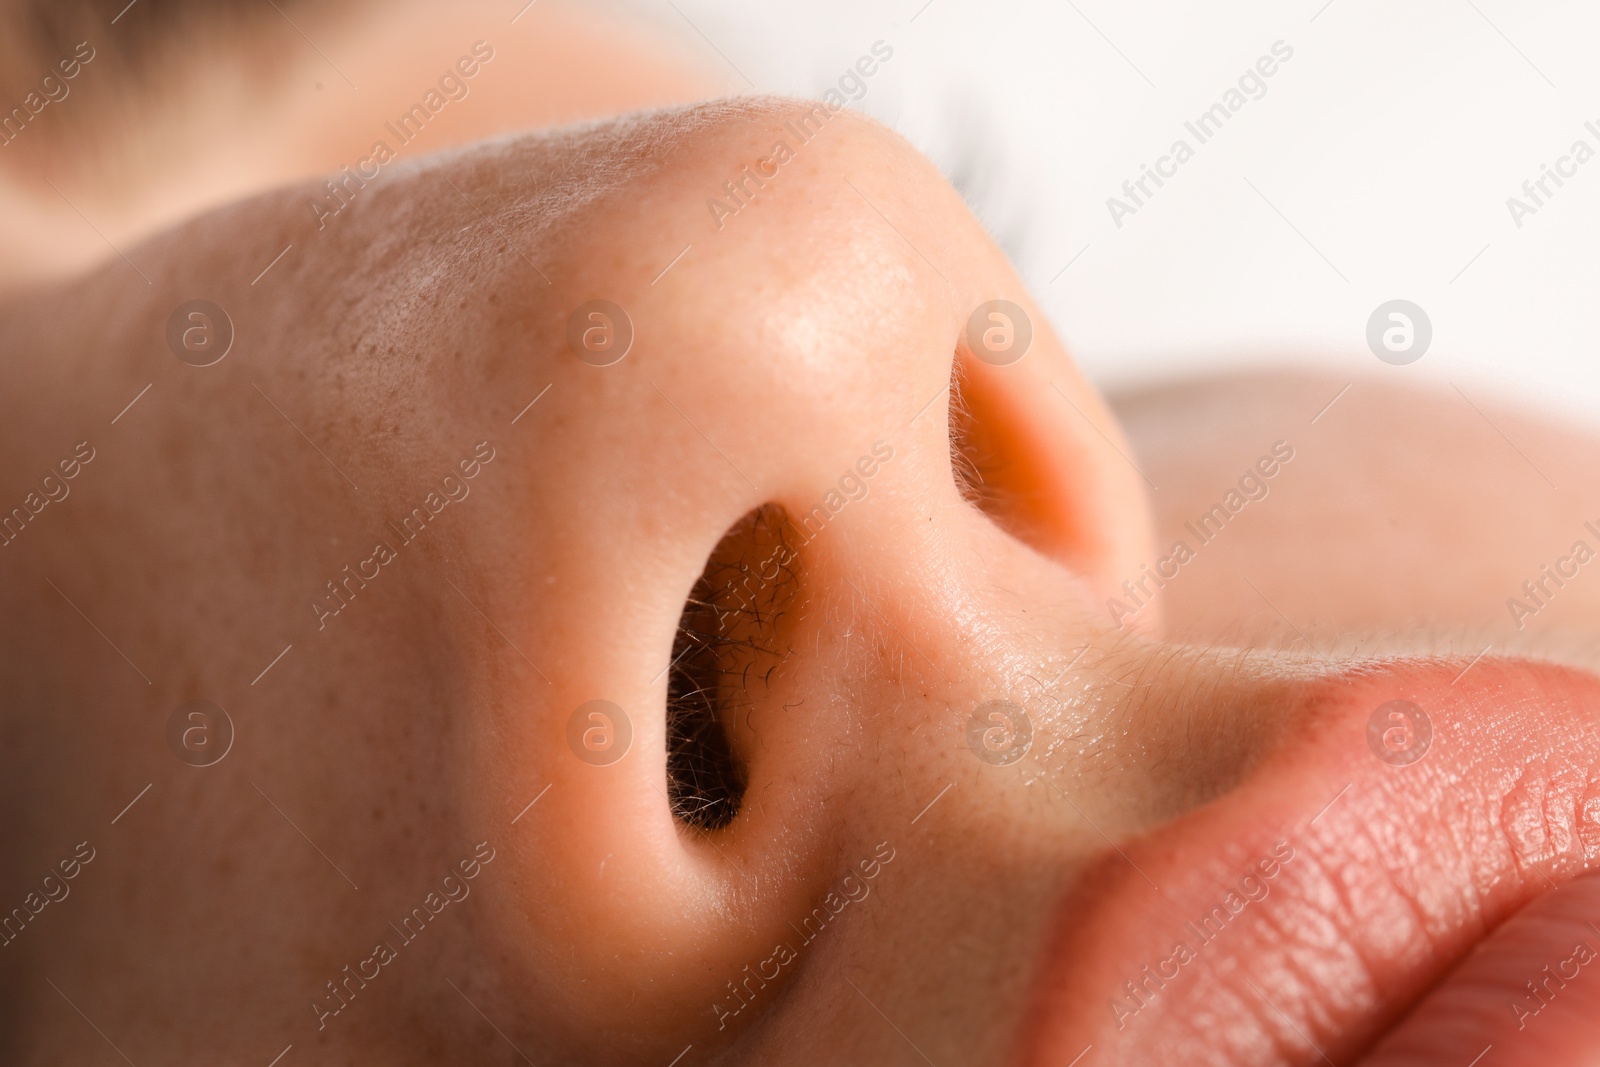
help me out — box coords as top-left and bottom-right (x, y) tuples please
(4, 3), (1600, 1064)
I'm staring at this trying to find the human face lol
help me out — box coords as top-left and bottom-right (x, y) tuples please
(6, 35), (1600, 1067)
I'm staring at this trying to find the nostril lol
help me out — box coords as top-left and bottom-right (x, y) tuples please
(666, 504), (798, 831)
(949, 352), (1044, 548)
(946, 307), (1159, 605)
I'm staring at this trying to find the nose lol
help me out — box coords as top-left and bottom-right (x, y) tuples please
(433, 99), (1163, 1063)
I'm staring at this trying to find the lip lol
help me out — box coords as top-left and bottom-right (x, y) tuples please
(1016, 655), (1600, 1066)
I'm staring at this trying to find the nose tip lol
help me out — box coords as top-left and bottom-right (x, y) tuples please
(433, 98), (1165, 1057)
(521, 91), (1164, 863)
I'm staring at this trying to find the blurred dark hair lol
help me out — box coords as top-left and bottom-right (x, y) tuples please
(4, 0), (273, 73)
(0, 0), (325, 165)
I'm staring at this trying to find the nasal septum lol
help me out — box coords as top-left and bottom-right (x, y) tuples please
(1359, 872), (1600, 1065)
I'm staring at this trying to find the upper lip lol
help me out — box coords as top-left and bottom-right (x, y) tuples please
(1016, 654), (1600, 1066)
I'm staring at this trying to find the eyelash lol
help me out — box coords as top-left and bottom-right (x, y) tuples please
(666, 504), (798, 831)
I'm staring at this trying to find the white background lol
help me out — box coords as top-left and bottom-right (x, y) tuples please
(663, 0), (1600, 423)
